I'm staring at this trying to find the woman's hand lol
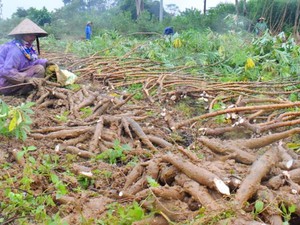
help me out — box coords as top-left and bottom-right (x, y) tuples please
(46, 61), (56, 67)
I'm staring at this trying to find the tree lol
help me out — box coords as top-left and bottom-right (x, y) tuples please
(246, 0), (299, 34)
(13, 7), (52, 26)
(135, 0), (144, 18)
(62, 0), (72, 5)
(28, 7), (52, 26)
(159, 0), (163, 21)
(293, 0), (299, 36)
(242, 0), (247, 16)
(235, 0), (239, 15)
(14, 8), (28, 18)
(118, 0), (162, 20)
(165, 4), (179, 16)
(86, 0), (109, 11)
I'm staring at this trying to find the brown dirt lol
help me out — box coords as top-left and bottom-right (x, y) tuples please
(1, 52), (300, 225)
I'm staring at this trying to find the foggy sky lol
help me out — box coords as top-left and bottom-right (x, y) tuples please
(1, 0), (235, 19)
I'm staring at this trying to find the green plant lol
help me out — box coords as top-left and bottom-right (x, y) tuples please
(195, 208), (236, 225)
(125, 83), (144, 100)
(211, 101), (227, 124)
(0, 100), (34, 140)
(253, 199), (264, 219)
(65, 83), (81, 91)
(95, 140), (131, 164)
(17, 145), (37, 164)
(2, 189), (55, 221)
(78, 175), (94, 190)
(50, 173), (68, 199)
(96, 201), (145, 225)
(146, 176), (160, 187)
(1, 159), (56, 223)
(287, 142), (300, 153)
(55, 111), (70, 122)
(0, 146), (69, 224)
(80, 106), (93, 118)
(175, 101), (193, 117)
(280, 203), (296, 224)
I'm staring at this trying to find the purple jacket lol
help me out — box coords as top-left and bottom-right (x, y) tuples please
(0, 40), (47, 87)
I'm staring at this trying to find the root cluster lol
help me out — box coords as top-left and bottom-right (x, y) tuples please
(14, 53), (300, 224)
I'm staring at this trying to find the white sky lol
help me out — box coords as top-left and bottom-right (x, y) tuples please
(164, 0), (235, 12)
(1, 0), (235, 19)
(2, 0), (64, 19)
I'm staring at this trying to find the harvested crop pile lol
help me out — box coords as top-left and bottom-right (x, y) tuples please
(0, 52), (300, 225)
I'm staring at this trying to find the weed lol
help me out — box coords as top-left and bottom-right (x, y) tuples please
(0, 100), (34, 140)
(50, 173), (68, 198)
(175, 101), (193, 117)
(146, 176), (160, 187)
(96, 201), (145, 225)
(80, 106), (93, 119)
(124, 83), (144, 100)
(252, 199), (264, 219)
(0, 146), (68, 224)
(211, 101), (227, 124)
(78, 175), (94, 190)
(286, 142), (300, 153)
(195, 208), (236, 225)
(280, 203), (296, 224)
(55, 111), (70, 122)
(95, 140), (131, 164)
(66, 83), (81, 91)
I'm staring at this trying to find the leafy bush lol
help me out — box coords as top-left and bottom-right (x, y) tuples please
(0, 147), (67, 224)
(0, 100), (34, 141)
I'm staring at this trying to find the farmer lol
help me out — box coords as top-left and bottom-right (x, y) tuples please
(164, 26), (174, 36)
(0, 18), (51, 95)
(254, 17), (268, 36)
(85, 21), (93, 40)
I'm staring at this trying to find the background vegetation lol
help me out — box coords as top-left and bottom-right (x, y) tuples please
(0, 0), (299, 40)
(0, 1), (300, 224)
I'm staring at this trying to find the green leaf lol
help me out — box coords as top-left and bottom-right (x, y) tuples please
(289, 204), (296, 213)
(16, 151), (25, 160)
(289, 93), (298, 102)
(24, 101), (35, 108)
(50, 173), (59, 184)
(286, 142), (300, 150)
(146, 176), (160, 187)
(27, 146), (37, 151)
(8, 113), (17, 131)
(254, 200), (264, 213)
(28, 156), (36, 164)
(281, 203), (287, 214)
(16, 111), (23, 125)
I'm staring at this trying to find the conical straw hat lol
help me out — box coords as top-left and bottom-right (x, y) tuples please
(8, 18), (48, 37)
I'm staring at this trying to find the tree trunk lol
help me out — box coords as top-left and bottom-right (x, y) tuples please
(135, 0), (144, 18)
(242, 0), (247, 16)
(276, 1), (288, 33)
(293, 0), (300, 37)
(235, 0), (239, 15)
(159, 0), (163, 22)
(203, 0), (207, 15)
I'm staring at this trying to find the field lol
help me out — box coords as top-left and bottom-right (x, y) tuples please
(1, 30), (300, 225)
